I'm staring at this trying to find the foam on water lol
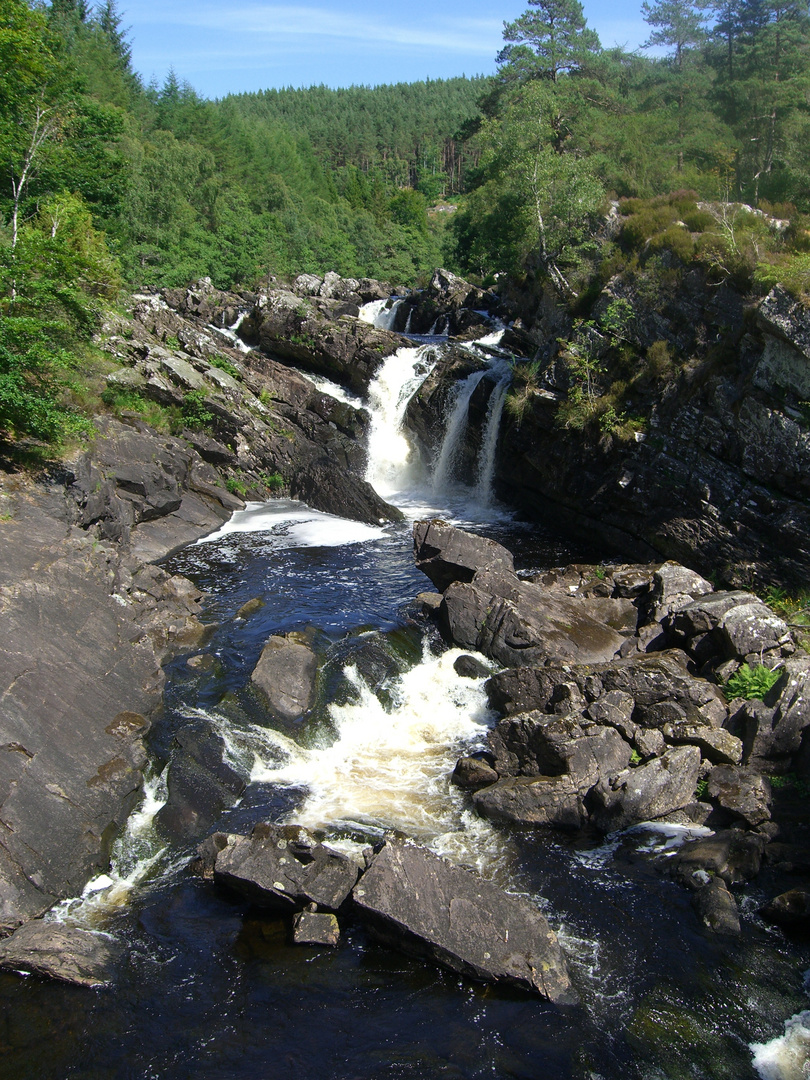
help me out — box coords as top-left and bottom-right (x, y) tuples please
(752, 971), (810, 1080)
(296, 368), (362, 407)
(250, 645), (507, 874)
(197, 499), (387, 547)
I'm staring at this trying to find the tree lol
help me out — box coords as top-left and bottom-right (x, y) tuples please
(496, 0), (602, 82)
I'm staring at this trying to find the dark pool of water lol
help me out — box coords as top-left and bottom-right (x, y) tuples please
(1, 512), (807, 1080)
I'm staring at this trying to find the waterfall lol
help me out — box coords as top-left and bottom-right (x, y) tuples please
(430, 368), (488, 495)
(473, 363), (512, 506)
(364, 344), (436, 499)
(359, 296), (406, 331)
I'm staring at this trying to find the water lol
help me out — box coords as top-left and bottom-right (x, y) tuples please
(2, 315), (809, 1080)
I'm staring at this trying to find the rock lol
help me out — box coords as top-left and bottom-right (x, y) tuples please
(413, 520), (514, 592)
(473, 774), (587, 830)
(760, 889), (810, 931)
(706, 765), (772, 827)
(453, 654), (491, 679)
(634, 727), (666, 759)
(669, 591), (792, 663)
(588, 747), (702, 833)
(649, 562), (714, 622)
(662, 721), (744, 765)
(155, 723), (246, 840)
(292, 908), (341, 946)
(692, 878), (741, 935)
(251, 634), (318, 721)
(352, 840), (575, 1002)
(451, 756), (499, 790)
(675, 830), (766, 885)
(487, 711), (632, 787)
(290, 462), (403, 525)
(213, 823), (360, 911)
(0, 920), (119, 986)
(442, 570), (625, 669)
(759, 657), (810, 762)
(235, 597), (265, 620)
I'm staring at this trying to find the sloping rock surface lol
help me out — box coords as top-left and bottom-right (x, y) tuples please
(0, 920), (118, 987)
(353, 840), (574, 1002)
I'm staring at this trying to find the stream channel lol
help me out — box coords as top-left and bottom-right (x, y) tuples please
(1, 311), (809, 1079)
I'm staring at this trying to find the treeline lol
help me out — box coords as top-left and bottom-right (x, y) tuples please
(451, 0), (810, 288)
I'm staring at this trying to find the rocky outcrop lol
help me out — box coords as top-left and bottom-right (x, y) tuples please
(155, 723), (246, 841)
(0, 481), (206, 931)
(352, 839), (574, 1002)
(392, 269), (498, 337)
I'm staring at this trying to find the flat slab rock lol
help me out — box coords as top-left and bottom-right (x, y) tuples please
(0, 920), (118, 987)
(352, 840), (575, 1003)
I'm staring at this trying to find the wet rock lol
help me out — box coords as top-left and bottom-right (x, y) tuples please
(662, 721), (744, 765)
(251, 633), (318, 721)
(706, 765), (772, 827)
(235, 597), (265, 620)
(413, 520), (514, 593)
(352, 839), (575, 1002)
(0, 920), (119, 986)
(675, 829), (766, 885)
(453, 654), (491, 679)
(760, 889), (810, 931)
(588, 747), (702, 833)
(473, 774), (587, 829)
(290, 462), (403, 525)
(155, 723), (245, 840)
(214, 823), (360, 912)
(451, 756), (499, 790)
(692, 878), (741, 935)
(292, 908), (341, 946)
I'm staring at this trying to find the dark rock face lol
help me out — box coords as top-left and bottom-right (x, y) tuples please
(394, 269), (497, 337)
(0, 487), (205, 931)
(155, 723), (246, 841)
(292, 908), (341, 946)
(251, 634), (319, 721)
(706, 765), (772, 827)
(691, 878), (741, 935)
(290, 463), (403, 525)
(473, 774), (587, 830)
(0, 920), (119, 987)
(239, 287), (403, 397)
(352, 840), (574, 1002)
(675, 830), (766, 886)
(213, 823), (360, 912)
(760, 888), (810, 931)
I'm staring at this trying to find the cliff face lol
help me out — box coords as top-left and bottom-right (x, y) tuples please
(405, 273), (810, 590)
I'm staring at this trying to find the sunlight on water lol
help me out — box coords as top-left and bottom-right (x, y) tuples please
(197, 499), (387, 546)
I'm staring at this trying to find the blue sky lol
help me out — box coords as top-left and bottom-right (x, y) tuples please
(122, 0), (653, 99)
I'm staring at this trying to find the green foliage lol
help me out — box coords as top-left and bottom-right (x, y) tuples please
(209, 355), (241, 379)
(725, 663), (782, 701)
(629, 749), (643, 765)
(180, 389), (213, 429)
(225, 475), (247, 497)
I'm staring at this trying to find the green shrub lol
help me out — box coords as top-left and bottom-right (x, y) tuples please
(181, 389), (214, 429)
(681, 208), (714, 233)
(725, 663), (782, 701)
(209, 356), (241, 379)
(648, 225), (695, 263)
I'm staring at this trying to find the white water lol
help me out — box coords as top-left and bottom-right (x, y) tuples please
(752, 972), (810, 1080)
(251, 645), (506, 874)
(296, 368), (362, 408)
(473, 362), (512, 506)
(363, 344), (436, 500)
(359, 296), (406, 331)
(197, 499), (386, 547)
(431, 369), (488, 494)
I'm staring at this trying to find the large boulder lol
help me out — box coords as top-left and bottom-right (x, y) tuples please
(251, 633), (319, 721)
(413, 520), (514, 592)
(213, 823), (360, 911)
(669, 591), (793, 663)
(473, 774), (588, 830)
(706, 765), (772, 827)
(588, 746), (702, 832)
(352, 840), (574, 1002)
(0, 920), (119, 987)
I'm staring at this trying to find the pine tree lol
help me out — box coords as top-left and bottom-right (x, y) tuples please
(496, 0), (602, 82)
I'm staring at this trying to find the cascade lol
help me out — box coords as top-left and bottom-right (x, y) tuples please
(359, 296), (406, 331)
(430, 368), (488, 495)
(363, 344), (436, 499)
(473, 362), (512, 506)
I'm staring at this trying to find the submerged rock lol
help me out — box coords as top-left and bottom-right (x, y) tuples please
(0, 920), (119, 987)
(292, 908), (341, 946)
(352, 839), (575, 1003)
